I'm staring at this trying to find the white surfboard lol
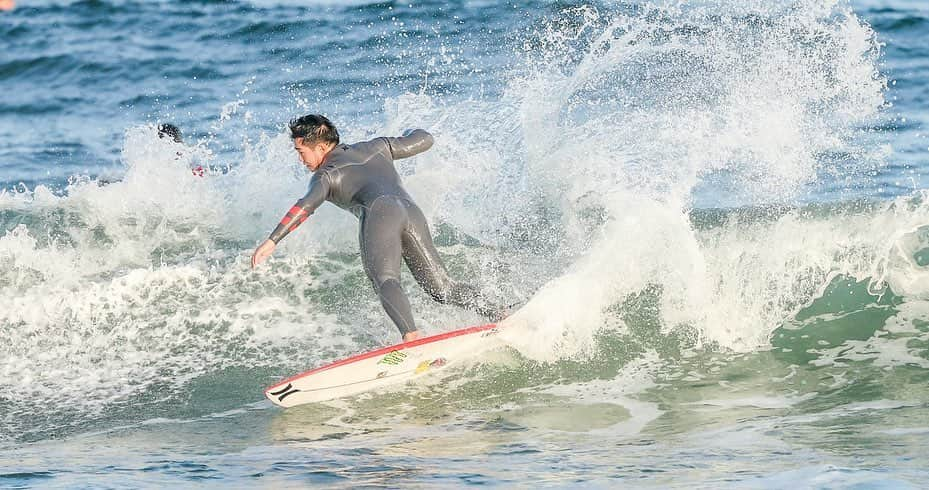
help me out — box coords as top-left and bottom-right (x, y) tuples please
(264, 323), (502, 408)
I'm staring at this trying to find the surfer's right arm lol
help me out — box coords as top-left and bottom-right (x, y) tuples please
(382, 129), (433, 159)
(251, 172), (331, 268)
(269, 172), (331, 243)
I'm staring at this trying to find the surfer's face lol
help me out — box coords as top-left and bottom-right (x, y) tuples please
(293, 138), (328, 171)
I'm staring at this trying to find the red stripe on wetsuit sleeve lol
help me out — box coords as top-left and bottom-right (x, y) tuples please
(269, 204), (312, 243)
(278, 205), (309, 232)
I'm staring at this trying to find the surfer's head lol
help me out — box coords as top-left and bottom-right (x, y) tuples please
(157, 123), (182, 143)
(290, 114), (339, 171)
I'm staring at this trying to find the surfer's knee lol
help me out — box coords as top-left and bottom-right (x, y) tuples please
(373, 275), (401, 294)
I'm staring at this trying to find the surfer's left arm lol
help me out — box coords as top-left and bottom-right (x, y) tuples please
(382, 129), (433, 159)
(251, 172), (331, 268)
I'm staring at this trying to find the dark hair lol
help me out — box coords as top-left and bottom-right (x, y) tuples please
(289, 114), (339, 146)
(157, 123), (182, 143)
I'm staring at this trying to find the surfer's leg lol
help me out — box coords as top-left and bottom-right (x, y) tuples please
(400, 201), (505, 320)
(359, 197), (418, 338)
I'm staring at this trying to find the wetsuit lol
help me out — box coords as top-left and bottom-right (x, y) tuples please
(267, 129), (501, 336)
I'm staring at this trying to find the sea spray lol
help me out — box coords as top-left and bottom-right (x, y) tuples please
(463, 1), (889, 358)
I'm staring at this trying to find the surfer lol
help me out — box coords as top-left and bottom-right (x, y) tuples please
(96, 123), (198, 185)
(157, 123), (183, 143)
(251, 114), (505, 342)
(157, 123), (205, 176)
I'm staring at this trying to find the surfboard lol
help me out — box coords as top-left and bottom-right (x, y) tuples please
(264, 323), (502, 408)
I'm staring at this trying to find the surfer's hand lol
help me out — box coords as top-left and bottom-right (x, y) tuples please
(251, 239), (276, 268)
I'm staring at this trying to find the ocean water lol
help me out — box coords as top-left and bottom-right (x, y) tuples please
(2, 0), (929, 487)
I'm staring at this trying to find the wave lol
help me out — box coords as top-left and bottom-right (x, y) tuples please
(3, 148), (928, 442)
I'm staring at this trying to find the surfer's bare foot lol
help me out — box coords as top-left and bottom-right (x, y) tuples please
(403, 331), (421, 342)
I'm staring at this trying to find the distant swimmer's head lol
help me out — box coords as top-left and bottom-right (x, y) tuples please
(289, 114), (339, 171)
(157, 123), (183, 143)
(0, 0), (15, 12)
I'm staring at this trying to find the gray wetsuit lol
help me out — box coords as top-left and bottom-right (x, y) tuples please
(267, 129), (501, 335)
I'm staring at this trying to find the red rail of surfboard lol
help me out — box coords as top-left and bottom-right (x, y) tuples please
(264, 323), (498, 393)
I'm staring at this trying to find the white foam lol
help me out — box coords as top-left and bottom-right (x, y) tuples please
(529, 350), (664, 436)
(811, 300), (929, 369)
(0, 126), (379, 433)
(685, 393), (818, 411)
